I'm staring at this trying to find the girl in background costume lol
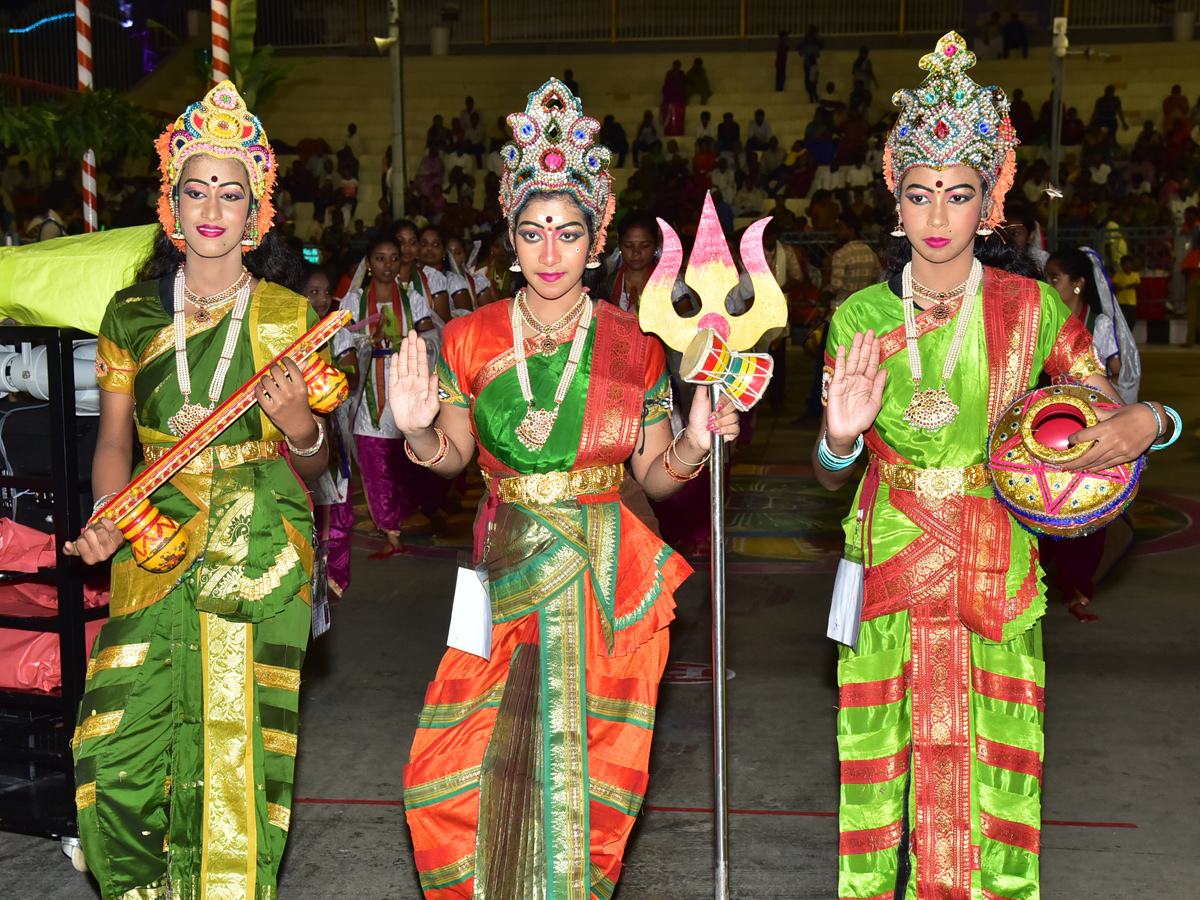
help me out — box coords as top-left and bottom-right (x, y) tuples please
(304, 262), (355, 598)
(814, 35), (1167, 900)
(1039, 247), (1143, 622)
(446, 233), (496, 310)
(64, 82), (344, 899)
(419, 225), (476, 318)
(391, 79), (739, 899)
(334, 228), (447, 557)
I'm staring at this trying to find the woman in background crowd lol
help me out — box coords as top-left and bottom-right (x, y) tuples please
(334, 228), (447, 557)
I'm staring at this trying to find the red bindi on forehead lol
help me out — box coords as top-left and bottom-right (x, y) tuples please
(935, 180), (943, 188)
(211, 175), (219, 183)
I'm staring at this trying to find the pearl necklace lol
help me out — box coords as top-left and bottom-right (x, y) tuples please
(900, 259), (982, 432)
(168, 267), (254, 438)
(511, 288), (592, 452)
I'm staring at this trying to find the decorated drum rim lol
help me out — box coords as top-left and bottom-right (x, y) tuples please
(996, 453), (1144, 536)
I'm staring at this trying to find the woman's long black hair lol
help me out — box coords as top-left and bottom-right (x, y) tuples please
(1045, 248), (1103, 317)
(503, 191), (609, 299)
(136, 224), (305, 293)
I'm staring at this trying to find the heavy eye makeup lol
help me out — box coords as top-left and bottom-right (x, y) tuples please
(516, 221), (586, 244)
(182, 179), (246, 203)
(904, 184), (977, 206)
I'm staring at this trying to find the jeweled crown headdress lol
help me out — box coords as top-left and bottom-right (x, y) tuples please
(500, 78), (615, 260)
(884, 32), (1017, 230)
(155, 80), (276, 251)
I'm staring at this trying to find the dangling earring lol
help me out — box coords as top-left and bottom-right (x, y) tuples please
(509, 260), (522, 273)
(585, 245), (602, 269)
(976, 205), (993, 237)
(241, 214), (259, 248)
(170, 199), (183, 240)
(890, 204), (905, 238)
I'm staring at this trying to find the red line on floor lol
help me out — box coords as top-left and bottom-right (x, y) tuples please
(292, 798), (1136, 829)
(644, 805), (1136, 828)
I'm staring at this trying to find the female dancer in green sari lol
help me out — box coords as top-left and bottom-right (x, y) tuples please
(64, 82), (342, 899)
(815, 34), (1171, 900)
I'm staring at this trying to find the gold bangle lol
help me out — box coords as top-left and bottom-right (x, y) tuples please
(404, 427), (449, 468)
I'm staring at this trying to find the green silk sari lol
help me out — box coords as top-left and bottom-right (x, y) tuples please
(77, 276), (323, 900)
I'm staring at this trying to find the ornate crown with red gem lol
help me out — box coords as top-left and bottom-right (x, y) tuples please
(883, 31), (1017, 230)
(500, 78), (614, 240)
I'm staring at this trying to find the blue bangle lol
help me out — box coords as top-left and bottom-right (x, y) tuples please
(1150, 405), (1182, 451)
(818, 433), (864, 471)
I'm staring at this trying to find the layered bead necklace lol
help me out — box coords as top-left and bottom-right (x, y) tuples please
(168, 266), (254, 437)
(517, 288), (589, 357)
(511, 288), (592, 451)
(899, 258), (982, 432)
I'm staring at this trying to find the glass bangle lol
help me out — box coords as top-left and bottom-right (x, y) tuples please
(818, 433), (864, 471)
(1140, 401), (1163, 439)
(1150, 405), (1182, 451)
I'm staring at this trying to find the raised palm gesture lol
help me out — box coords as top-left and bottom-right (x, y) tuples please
(387, 329), (440, 434)
(825, 329), (887, 447)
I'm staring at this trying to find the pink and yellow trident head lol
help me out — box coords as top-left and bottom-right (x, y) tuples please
(639, 193), (788, 354)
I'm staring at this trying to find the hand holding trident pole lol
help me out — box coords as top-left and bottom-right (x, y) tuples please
(638, 194), (788, 899)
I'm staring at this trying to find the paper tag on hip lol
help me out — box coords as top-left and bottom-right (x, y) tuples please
(447, 556), (492, 660)
(827, 557), (864, 649)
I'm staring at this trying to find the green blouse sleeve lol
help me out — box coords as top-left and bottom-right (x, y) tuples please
(95, 296), (138, 394)
(641, 368), (672, 427)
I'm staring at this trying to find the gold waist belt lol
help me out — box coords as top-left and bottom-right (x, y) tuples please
(143, 439), (283, 475)
(491, 463), (624, 506)
(877, 459), (990, 502)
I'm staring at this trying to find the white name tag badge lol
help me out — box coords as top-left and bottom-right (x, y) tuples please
(827, 557), (864, 649)
(447, 563), (492, 660)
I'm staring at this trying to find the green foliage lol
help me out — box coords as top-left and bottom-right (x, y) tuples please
(0, 90), (158, 163)
(188, 0), (306, 115)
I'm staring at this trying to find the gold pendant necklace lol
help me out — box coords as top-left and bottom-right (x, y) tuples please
(511, 289), (592, 451)
(900, 260), (983, 433)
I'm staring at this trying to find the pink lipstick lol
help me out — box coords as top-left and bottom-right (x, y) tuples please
(923, 237), (951, 249)
(537, 272), (564, 283)
(196, 225), (227, 238)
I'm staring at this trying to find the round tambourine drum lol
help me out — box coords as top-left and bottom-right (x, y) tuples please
(988, 384), (1144, 537)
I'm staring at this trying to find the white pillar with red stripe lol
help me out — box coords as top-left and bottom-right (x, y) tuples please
(76, 0), (97, 233)
(212, 1), (231, 83)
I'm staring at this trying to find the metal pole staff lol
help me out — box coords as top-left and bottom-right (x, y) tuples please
(1048, 17), (1068, 251)
(709, 383), (729, 900)
(389, 0), (406, 219)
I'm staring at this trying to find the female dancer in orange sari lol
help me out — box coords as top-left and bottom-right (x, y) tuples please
(390, 78), (738, 899)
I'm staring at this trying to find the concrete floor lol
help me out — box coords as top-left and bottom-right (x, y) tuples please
(2, 344), (1198, 898)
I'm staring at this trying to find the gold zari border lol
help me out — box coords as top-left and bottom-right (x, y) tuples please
(75, 781), (97, 810)
(261, 728), (298, 757)
(267, 802), (291, 831)
(87, 642), (150, 680)
(254, 663), (301, 692)
(72, 710), (123, 748)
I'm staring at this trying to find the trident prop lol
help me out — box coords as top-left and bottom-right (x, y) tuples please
(639, 194), (787, 898)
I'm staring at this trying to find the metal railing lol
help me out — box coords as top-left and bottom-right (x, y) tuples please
(0, 0), (192, 101)
(1052, 0), (1200, 29)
